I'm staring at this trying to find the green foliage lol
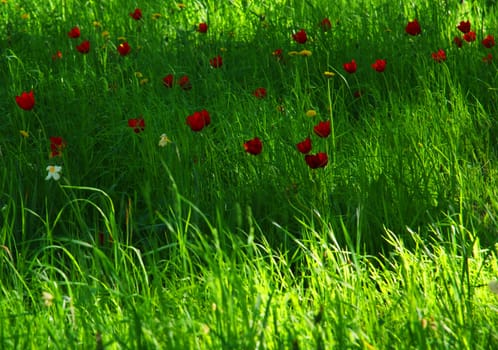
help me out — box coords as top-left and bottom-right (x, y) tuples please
(1, 0), (498, 348)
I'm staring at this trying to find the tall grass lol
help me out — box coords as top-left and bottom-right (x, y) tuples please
(1, 0), (498, 348)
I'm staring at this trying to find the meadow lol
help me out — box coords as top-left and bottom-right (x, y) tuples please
(1, 0), (498, 348)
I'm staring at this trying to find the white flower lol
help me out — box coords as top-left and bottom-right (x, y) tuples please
(42, 291), (54, 307)
(158, 133), (172, 147)
(489, 280), (498, 295)
(45, 165), (62, 181)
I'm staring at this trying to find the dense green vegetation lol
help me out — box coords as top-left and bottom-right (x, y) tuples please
(1, 0), (497, 348)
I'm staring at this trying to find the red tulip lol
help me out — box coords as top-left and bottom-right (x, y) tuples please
(272, 48), (283, 61)
(313, 121), (331, 138)
(296, 137), (312, 154)
(130, 8), (142, 20)
(244, 137), (262, 155)
(117, 42), (131, 56)
(320, 18), (332, 32)
(76, 40), (90, 54)
(197, 22), (208, 33)
(253, 87), (267, 99)
(67, 26), (80, 38)
(405, 19), (421, 36)
(52, 50), (63, 61)
(431, 49), (446, 63)
(371, 59), (386, 72)
(128, 117), (145, 133)
(463, 31), (476, 42)
(482, 53), (493, 63)
(210, 55), (223, 68)
(343, 59), (357, 74)
(292, 29), (307, 44)
(457, 20), (471, 34)
(453, 36), (463, 48)
(163, 74), (174, 88)
(482, 35), (495, 48)
(186, 110), (210, 131)
(50, 136), (66, 157)
(199, 109), (211, 126)
(305, 152), (328, 169)
(178, 75), (192, 90)
(15, 90), (35, 110)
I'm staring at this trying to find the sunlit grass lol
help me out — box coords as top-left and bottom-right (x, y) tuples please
(1, 0), (498, 348)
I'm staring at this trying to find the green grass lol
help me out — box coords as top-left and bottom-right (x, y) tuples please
(1, 0), (498, 348)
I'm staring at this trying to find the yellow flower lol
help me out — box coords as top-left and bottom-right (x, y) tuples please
(324, 71), (336, 78)
(19, 130), (29, 138)
(93, 21), (101, 27)
(152, 13), (162, 20)
(21, 13), (30, 19)
(140, 78), (149, 85)
(305, 109), (317, 117)
(299, 50), (312, 56)
(177, 3), (186, 9)
(135, 72), (143, 78)
(101, 31), (110, 38)
(158, 134), (172, 147)
(288, 51), (299, 56)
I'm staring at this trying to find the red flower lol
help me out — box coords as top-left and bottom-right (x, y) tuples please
(76, 40), (90, 54)
(130, 8), (142, 20)
(405, 19), (421, 36)
(296, 137), (312, 154)
(197, 22), (208, 33)
(210, 55), (223, 68)
(272, 48), (283, 61)
(117, 42), (131, 56)
(371, 59), (386, 72)
(453, 36), (463, 48)
(320, 18), (332, 32)
(199, 109), (211, 126)
(163, 74), (174, 88)
(253, 87), (267, 99)
(292, 29), (307, 44)
(186, 110), (210, 131)
(15, 91), (35, 110)
(313, 120), (331, 138)
(482, 35), (495, 48)
(52, 50), (62, 61)
(178, 75), (192, 90)
(483, 53), (493, 63)
(67, 26), (80, 38)
(305, 152), (328, 169)
(50, 136), (66, 157)
(343, 59), (357, 74)
(463, 31), (476, 42)
(457, 20), (471, 34)
(431, 49), (446, 62)
(244, 137), (262, 155)
(128, 117), (145, 133)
